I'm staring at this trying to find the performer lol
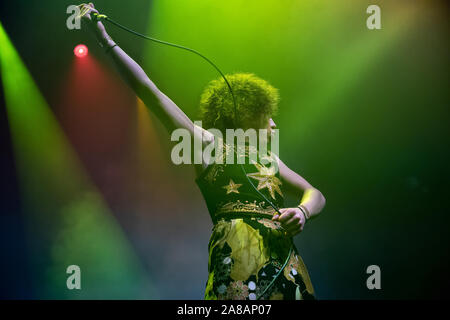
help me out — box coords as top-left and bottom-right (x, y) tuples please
(79, 3), (326, 300)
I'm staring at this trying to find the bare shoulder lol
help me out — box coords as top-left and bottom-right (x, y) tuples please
(193, 126), (217, 178)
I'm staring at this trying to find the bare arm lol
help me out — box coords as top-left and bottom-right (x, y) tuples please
(273, 158), (326, 236)
(278, 159), (326, 218)
(80, 4), (212, 141)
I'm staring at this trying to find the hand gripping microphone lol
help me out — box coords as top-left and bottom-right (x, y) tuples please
(76, 4), (107, 22)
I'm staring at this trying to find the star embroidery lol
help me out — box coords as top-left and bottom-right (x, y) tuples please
(214, 140), (233, 164)
(223, 179), (242, 194)
(260, 151), (276, 165)
(246, 162), (283, 199)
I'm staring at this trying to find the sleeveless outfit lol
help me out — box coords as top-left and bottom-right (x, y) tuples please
(196, 144), (315, 300)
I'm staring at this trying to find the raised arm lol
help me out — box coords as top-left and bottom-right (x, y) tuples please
(272, 158), (326, 236)
(80, 3), (208, 138)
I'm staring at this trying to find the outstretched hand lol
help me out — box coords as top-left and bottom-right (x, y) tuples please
(77, 3), (98, 22)
(272, 207), (306, 237)
(77, 3), (108, 41)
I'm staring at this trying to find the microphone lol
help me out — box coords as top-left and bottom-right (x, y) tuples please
(92, 12), (108, 22)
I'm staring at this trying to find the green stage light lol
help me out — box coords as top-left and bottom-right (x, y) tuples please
(0, 21), (154, 299)
(142, 0), (418, 152)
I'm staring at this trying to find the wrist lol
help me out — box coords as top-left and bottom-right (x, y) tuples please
(297, 204), (310, 221)
(98, 32), (114, 47)
(89, 22), (111, 46)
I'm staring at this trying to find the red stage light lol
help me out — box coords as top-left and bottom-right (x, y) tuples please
(74, 44), (88, 58)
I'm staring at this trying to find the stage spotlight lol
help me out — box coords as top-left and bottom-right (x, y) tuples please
(74, 44), (88, 58)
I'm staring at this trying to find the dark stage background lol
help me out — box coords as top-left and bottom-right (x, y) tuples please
(0, 0), (449, 299)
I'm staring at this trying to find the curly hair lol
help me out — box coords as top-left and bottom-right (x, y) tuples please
(199, 73), (279, 132)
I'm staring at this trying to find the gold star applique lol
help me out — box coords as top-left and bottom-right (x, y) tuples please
(246, 162), (283, 200)
(223, 179), (242, 194)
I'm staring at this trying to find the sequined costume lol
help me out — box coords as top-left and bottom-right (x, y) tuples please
(196, 145), (315, 300)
